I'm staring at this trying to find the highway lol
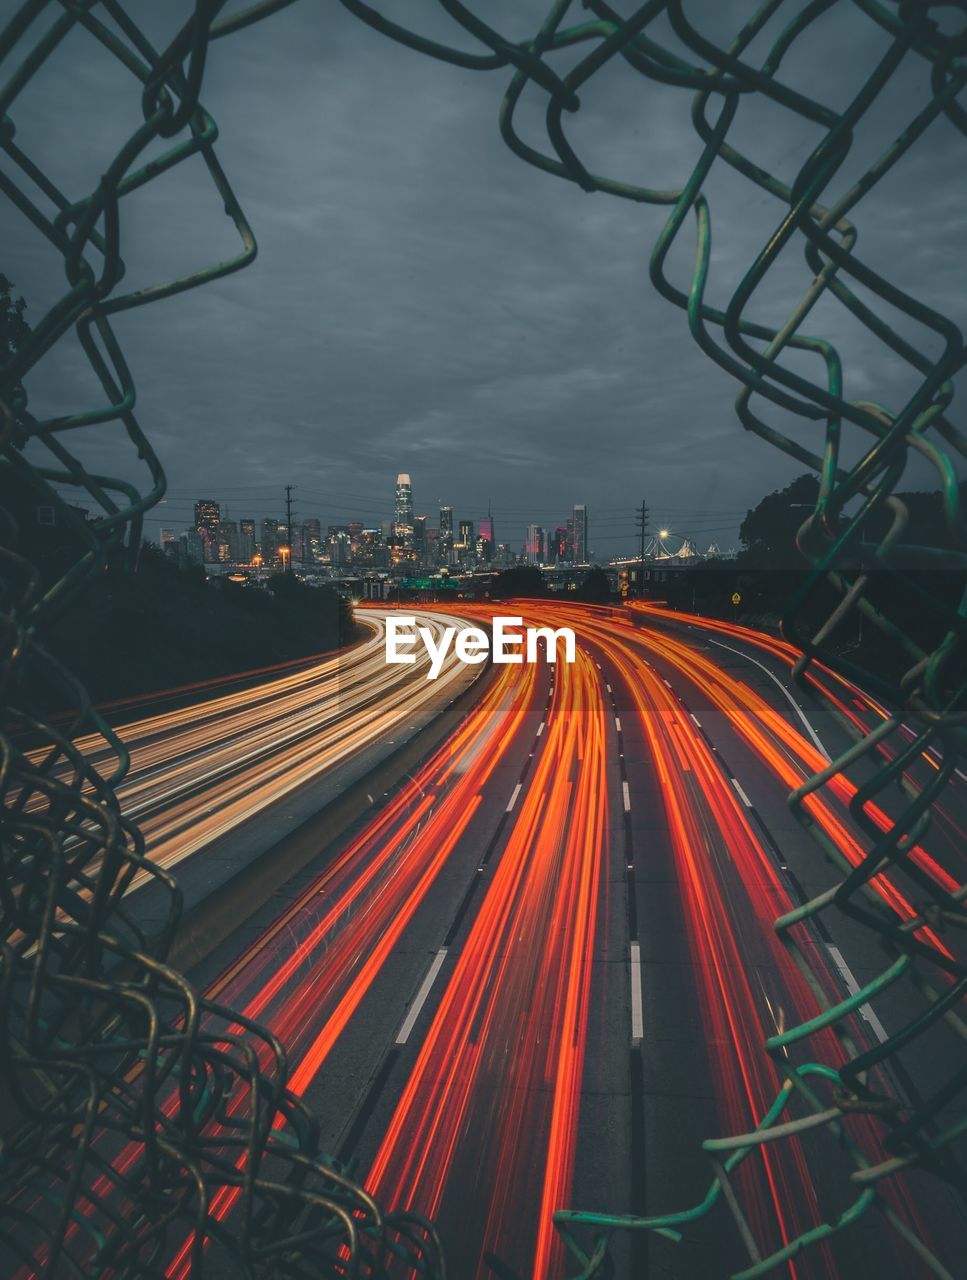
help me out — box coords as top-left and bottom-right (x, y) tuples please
(17, 602), (963, 1279)
(176, 601), (964, 1279)
(36, 609), (478, 895)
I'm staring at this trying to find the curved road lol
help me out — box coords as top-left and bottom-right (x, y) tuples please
(15, 602), (964, 1280)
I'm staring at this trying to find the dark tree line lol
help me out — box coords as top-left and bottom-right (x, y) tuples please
(1, 273), (30, 364)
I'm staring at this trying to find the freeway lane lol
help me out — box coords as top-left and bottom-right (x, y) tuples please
(34, 608), (478, 896)
(24, 602), (961, 1279)
(10, 652), (547, 1280)
(178, 601), (961, 1279)
(365, 642), (608, 1278)
(547, 605), (962, 1278)
(631, 602), (967, 887)
(186, 602), (963, 1278)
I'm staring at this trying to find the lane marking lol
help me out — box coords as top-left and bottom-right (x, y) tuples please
(731, 777), (753, 809)
(506, 782), (523, 812)
(630, 941), (644, 1043)
(396, 948), (448, 1045)
(689, 712), (702, 728)
(708, 638), (830, 759)
(622, 781), (632, 813)
(606, 683), (613, 694)
(825, 945), (889, 1044)
(536, 721), (545, 737)
(615, 716), (622, 733)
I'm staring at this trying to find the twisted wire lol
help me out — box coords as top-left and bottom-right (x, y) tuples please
(0, 4), (441, 1275)
(332, 1), (967, 1275)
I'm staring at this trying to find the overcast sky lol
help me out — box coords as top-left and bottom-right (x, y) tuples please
(5, 0), (964, 556)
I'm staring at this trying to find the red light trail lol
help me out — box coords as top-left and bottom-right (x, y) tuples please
(25, 601), (958, 1279)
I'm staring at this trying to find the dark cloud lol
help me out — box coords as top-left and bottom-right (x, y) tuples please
(5, 1), (963, 555)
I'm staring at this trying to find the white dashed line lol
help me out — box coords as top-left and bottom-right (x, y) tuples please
(615, 716), (622, 733)
(826, 945), (889, 1044)
(630, 942), (644, 1043)
(690, 712), (702, 728)
(536, 721), (545, 737)
(506, 783), (522, 812)
(397, 949), (448, 1045)
(622, 781), (632, 813)
(731, 777), (753, 808)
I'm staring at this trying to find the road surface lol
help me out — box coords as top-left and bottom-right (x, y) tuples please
(16, 603), (964, 1279)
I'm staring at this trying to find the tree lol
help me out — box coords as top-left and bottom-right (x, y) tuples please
(739, 473), (819, 567)
(574, 565), (612, 603)
(491, 566), (546, 599)
(1, 273), (30, 365)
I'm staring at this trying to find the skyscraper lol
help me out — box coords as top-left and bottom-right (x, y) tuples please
(328, 527), (351, 567)
(183, 529), (204, 565)
(194, 499), (220, 563)
(571, 503), (588, 563)
(194, 499), (219, 536)
(395, 473), (414, 546)
(525, 523), (544, 565)
(302, 517), (322, 563)
(239, 518), (256, 562)
(216, 519), (239, 563)
(413, 515), (427, 554)
(439, 505), (453, 546)
(479, 507), (495, 548)
(260, 516), (278, 561)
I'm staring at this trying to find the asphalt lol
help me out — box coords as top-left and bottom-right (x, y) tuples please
(176, 607), (965, 1279)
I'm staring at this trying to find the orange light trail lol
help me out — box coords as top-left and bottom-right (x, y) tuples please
(620, 617), (957, 954)
(19, 652), (535, 1280)
(633, 601), (967, 867)
(365, 641), (607, 1279)
(531, 605), (836, 1273)
(161, 654), (540, 1280)
(34, 599), (951, 1280)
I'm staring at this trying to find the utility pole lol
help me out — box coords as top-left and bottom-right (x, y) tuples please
(285, 484), (295, 574)
(635, 499), (649, 598)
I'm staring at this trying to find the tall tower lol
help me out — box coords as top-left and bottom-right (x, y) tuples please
(194, 499), (220, 564)
(413, 515), (427, 554)
(525, 523), (544, 565)
(395, 473), (414, 546)
(439, 505), (454, 547)
(194, 499), (220, 536)
(571, 503), (588, 563)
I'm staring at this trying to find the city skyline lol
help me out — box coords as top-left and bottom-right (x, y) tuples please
(160, 472), (608, 573)
(149, 473), (742, 566)
(11, 3), (953, 561)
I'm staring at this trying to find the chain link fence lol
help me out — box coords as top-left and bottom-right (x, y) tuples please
(1, 1), (965, 1277)
(0, 3), (442, 1275)
(332, 2), (966, 1275)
